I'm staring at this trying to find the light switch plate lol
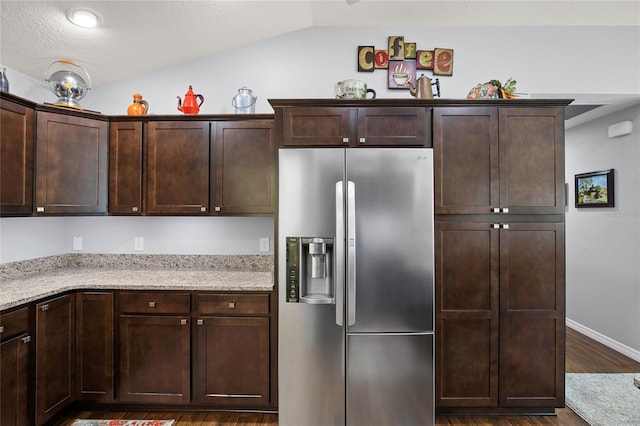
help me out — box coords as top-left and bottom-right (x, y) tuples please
(73, 236), (83, 251)
(134, 236), (144, 251)
(259, 237), (270, 252)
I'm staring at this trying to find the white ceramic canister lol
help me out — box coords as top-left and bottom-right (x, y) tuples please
(232, 87), (257, 113)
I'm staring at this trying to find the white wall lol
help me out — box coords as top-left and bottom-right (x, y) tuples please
(565, 104), (640, 356)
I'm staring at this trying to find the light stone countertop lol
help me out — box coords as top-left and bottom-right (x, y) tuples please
(0, 254), (274, 311)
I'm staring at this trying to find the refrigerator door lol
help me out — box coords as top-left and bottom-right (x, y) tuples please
(278, 149), (346, 426)
(345, 149), (434, 333)
(347, 333), (434, 425)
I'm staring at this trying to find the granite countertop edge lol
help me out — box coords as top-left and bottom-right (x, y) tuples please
(0, 254), (274, 311)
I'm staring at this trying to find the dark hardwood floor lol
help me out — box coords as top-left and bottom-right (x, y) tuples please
(53, 327), (640, 426)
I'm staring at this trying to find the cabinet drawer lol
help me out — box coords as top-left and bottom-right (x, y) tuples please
(196, 293), (269, 315)
(118, 292), (190, 314)
(0, 306), (29, 340)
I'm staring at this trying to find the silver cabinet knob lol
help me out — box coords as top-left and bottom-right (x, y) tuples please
(228, 302), (236, 309)
(342, 137), (349, 144)
(148, 301), (156, 308)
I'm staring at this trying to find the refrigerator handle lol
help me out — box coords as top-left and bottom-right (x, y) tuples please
(335, 181), (345, 326)
(347, 180), (356, 326)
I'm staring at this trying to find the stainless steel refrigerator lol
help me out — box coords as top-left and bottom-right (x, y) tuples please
(278, 148), (434, 426)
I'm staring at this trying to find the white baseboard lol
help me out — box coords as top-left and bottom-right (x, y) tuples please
(567, 318), (640, 363)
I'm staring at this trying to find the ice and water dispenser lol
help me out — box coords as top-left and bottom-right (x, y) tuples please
(286, 237), (335, 303)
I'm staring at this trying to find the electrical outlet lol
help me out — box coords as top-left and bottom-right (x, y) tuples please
(134, 236), (144, 251)
(259, 237), (270, 252)
(73, 236), (83, 251)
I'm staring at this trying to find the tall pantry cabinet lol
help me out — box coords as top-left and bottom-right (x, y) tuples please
(433, 101), (569, 413)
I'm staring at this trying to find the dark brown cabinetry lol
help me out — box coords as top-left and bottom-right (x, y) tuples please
(0, 96), (34, 216)
(0, 307), (31, 426)
(434, 102), (569, 414)
(433, 107), (565, 215)
(193, 293), (270, 407)
(280, 106), (428, 147)
(76, 292), (114, 402)
(118, 291), (191, 404)
(35, 111), (109, 215)
(35, 293), (75, 425)
(109, 121), (143, 214)
(212, 120), (275, 214)
(146, 121), (210, 214)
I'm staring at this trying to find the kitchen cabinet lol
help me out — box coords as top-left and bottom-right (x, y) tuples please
(146, 121), (210, 214)
(193, 293), (270, 407)
(0, 95), (34, 216)
(75, 292), (114, 402)
(0, 307), (32, 426)
(35, 110), (109, 214)
(118, 291), (191, 404)
(433, 107), (565, 215)
(109, 121), (143, 214)
(212, 120), (275, 214)
(35, 293), (75, 425)
(280, 106), (429, 147)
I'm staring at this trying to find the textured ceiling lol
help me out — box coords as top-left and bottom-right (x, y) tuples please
(0, 1), (638, 88)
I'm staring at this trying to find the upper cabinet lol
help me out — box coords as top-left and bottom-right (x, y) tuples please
(0, 95), (34, 216)
(109, 120), (143, 215)
(279, 106), (429, 147)
(212, 120), (275, 215)
(433, 106), (565, 215)
(146, 121), (211, 215)
(35, 110), (109, 215)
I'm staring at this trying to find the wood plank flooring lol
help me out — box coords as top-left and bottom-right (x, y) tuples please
(53, 327), (640, 426)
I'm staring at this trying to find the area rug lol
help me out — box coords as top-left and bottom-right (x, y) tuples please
(566, 373), (640, 426)
(71, 421), (175, 426)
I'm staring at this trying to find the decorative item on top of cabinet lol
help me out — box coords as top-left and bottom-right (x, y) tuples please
(35, 294), (76, 425)
(278, 105), (429, 147)
(0, 306), (32, 426)
(192, 293), (270, 407)
(433, 106), (565, 215)
(212, 120), (275, 215)
(35, 110), (108, 215)
(109, 120), (143, 214)
(118, 291), (191, 404)
(146, 121), (210, 214)
(0, 94), (34, 216)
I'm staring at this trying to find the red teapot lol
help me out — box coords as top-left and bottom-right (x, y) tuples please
(177, 85), (204, 115)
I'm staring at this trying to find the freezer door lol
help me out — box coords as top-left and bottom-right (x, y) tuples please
(346, 149), (434, 333)
(347, 333), (434, 425)
(278, 148), (346, 426)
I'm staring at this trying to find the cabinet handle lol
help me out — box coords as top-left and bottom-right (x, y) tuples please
(342, 137), (349, 144)
(492, 224), (500, 229)
(37, 207), (45, 212)
(502, 224), (510, 230)
(181, 319), (188, 325)
(200, 207), (207, 212)
(197, 319), (204, 326)
(148, 301), (156, 308)
(40, 304), (49, 311)
(0, 325), (4, 334)
(492, 208), (500, 213)
(214, 206), (221, 212)
(21, 336), (31, 344)
(228, 302), (236, 309)
(359, 137), (366, 144)
(502, 207), (509, 213)
(132, 206), (139, 212)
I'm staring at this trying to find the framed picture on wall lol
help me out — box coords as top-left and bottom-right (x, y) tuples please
(575, 169), (615, 208)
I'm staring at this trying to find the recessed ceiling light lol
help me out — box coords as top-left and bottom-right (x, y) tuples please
(66, 9), (100, 28)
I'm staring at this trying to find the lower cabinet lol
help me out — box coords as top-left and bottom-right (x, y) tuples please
(35, 294), (75, 425)
(435, 221), (565, 410)
(0, 307), (31, 426)
(193, 293), (270, 407)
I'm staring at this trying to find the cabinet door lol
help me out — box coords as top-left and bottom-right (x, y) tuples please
(357, 107), (429, 146)
(35, 112), (108, 214)
(282, 107), (351, 146)
(119, 315), (190, 404)
(499, 222), (565, 407)
(109, 121), (143, 214)
(193, 316), (270, 407)
(212, 120), (275, 214)
(0, 98), (34, 215)
(499, 108), (565, 214)
(35, 294), (75, 425)
(0, 335), (30, 426)
(433, 107), (499, 214)
(146, 121), (210, 214)
(435, 222), (499, 407)
(76, 292), (114, 402)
